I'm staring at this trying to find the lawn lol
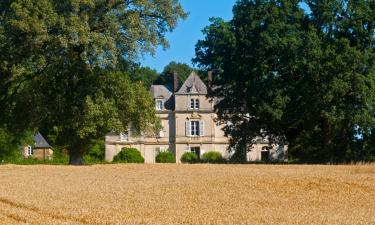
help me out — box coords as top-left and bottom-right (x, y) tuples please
(0, 164), (374, 225)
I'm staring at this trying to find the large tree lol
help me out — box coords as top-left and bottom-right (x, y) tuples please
(0, 0), (186, 164)
(154, 61), (197, 86)
(194, 0), (375, 162)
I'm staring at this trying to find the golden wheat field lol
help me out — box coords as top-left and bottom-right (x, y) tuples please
(0, 164), (374, 225)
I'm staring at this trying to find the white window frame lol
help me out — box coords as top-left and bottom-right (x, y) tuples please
(27, 145), (33, 156)
(157, 128), (164, 137)
(190, 98), (199, 109)
(186, 120), (204, 137)
(156, 100), (164, 110)
(156, 146), (166, 153)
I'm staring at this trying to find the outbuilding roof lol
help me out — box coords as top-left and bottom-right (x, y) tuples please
(33, 133), (52, 148)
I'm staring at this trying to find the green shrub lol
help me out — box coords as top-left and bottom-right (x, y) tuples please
(202, 151), (224, 163)
(113, 147), (144, 163)
(84, 139), (105, 162)
(181, 152), (198, 163)
(156, 151), (175, 163)
(83, 155), (103, 164)
(6, 156), (69, 165)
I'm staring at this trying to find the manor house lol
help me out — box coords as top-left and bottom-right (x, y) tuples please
(105, 72), (287, 163)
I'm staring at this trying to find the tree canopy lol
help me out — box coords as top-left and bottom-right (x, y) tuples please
(194, 0), (375, 162)
(0, 0), (186, 164)
(154, 61), (198, 86)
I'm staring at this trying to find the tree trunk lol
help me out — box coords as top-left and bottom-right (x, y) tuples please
(69, 150), (84, 165)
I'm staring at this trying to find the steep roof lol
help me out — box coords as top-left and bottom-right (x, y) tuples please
(176, 72), (207, 95)
(150, 85), (172, 99)
(33, 133), (51, 148)
(150, 85), (174, 110)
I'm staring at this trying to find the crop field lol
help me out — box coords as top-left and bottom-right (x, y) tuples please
(0, 164), (374, 225)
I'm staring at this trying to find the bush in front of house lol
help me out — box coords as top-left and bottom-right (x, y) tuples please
(156, 151), (175, 163)
(113, 147), (144, 163)
(180, 152), (198, 163)
(202, 151), (224, 163)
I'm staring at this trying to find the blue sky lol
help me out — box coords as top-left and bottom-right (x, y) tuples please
(141, 0), (237, 72)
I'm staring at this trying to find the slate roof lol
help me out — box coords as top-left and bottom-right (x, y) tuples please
(33, 133), (52, 148)
(150, 85), (174, 110)
(176, 72), (207, 95)
(150, 85), (172, 99)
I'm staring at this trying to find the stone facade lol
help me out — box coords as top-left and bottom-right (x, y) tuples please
(105, 72), (287, 163)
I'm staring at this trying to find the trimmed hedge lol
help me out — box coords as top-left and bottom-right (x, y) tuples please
(202, 151), (223, 163)
(181, 152), (198, 163)
(156, 151), (175, 163)
(113, 147), (144, 163)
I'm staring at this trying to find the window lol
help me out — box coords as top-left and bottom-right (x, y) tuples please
(156, 100), (164, 110)
(156, 146), (166, 153)
(186, 120), (204, 136)
(191, 121), (200, 136)
(191, 147), (201, 159)
(27, 146), (33, 156)
(157, 128), (164, 137)
(261, 146), (270, 161)
(120, 132), (128, 141)
(190, 98), (199, 109)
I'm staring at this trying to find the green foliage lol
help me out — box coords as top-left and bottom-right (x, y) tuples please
(194, 0), (375, 163)
(229, 149), (248, 164)
(131, 66), (160, 88)
(0, 128), (33, 161)
(113, 147), (144, 163)
(154, 61), (198, 86)
(4, 156), (69, 165)
(180, 152), (198, 163)
(202, 151), (224, 163)
(0, 0), (186, 164)
(0, 128), (19, 161)
(155, 151), (175, 163)
(83, 139), (105, 163)
(114, 60), (160, 88)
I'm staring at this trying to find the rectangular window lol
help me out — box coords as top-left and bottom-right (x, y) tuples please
(27, 146), (33, 156)
(191, 147), (201, 159)
(158, 128), (164, 137)
(156, 147), (166, 153)
(195, 99), (199, 109)
(191, 121), (200, 136)
(186, 120), (204, 136)
(156, 100), (164, 110)
(190, 99), (199, 109)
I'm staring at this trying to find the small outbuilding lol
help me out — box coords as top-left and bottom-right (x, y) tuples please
(23, 133), (53, 160)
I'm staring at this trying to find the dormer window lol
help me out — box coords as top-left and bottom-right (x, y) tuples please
(190, 99), (199, 109)
(156, 100), (164, 110)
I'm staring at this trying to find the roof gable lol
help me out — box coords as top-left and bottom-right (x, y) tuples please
(150, 85), (172, 99)
(33, 133), (51, 148)
(176, 72), (207, 94)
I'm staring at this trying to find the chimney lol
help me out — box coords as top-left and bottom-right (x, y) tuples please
(172, 71), (178, 93)
(207, 70), (213, 88)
